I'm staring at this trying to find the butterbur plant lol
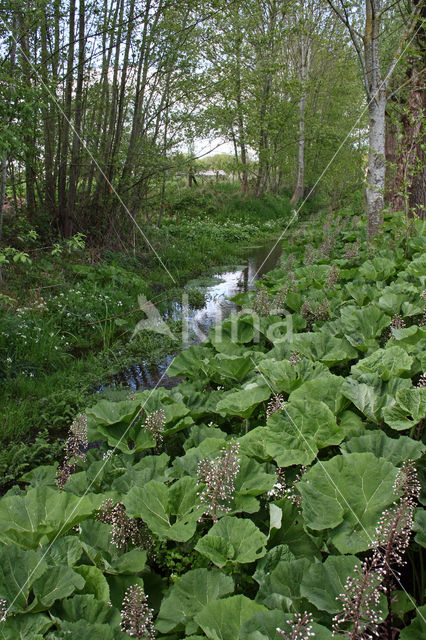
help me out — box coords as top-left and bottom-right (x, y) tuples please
(333, 461), (420, 640)
(121, 585), (155, 639)
(372, 461), (420, 640)
(267, 394), (285, 418)
(327, 265), (340, 289)
(197, 441), (240, 522)
(0, 598), (7, 622)
(252, 285), (271, 316)
(417, 372), (426, 388)
(332, 557), (384, 639)
(277, 612), (315, 639)
(143, 409), (166, 448)
(97, 498), (143, 549)
(289, 350), (301, 365)
(55, 414), (88, 489)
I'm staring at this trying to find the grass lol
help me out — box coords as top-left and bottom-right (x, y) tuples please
(0, 185), (292, 458)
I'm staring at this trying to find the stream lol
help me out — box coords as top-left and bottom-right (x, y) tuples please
(105, 238), (283, 391)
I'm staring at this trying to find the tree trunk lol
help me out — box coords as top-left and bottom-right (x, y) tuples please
(391, 50), (425, 218)
(0, 154), (6, 284)
(58, 0), (76, 236)
(67, 0), (85, 235)
(366, 91), (386, 240)
(291, 38), (308, 207)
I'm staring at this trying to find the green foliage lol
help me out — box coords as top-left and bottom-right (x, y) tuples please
(0, 209), (424, 638)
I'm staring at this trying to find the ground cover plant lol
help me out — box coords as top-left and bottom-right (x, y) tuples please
(0, 208), (425, 639)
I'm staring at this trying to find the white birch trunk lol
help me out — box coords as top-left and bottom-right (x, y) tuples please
(366, 89), (386, 240)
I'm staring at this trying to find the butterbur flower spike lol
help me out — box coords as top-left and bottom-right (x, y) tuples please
(276, 612), (315, 639)
(56, 414), (88, 489)
(197, 441), (240, 522)
(121, 585), (155, 639)
(267, 394), (285, 418)
(0, 599), (7, 622)
(143, 409), (166, 447)
(96, 499), (142, 549)
(333, 461), (420, 640)
(417, 373), (426, 388)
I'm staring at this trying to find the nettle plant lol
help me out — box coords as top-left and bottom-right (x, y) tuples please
(0, 210), (425, 639)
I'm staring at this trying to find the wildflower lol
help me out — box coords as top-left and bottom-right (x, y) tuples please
(327, 265), (340, 289)
(252, 285), (271, 316)
(387, 314), (405, 341)
(0, 599), (7, 622)
(266, 394), (285, 419)
(344, 238), (360, 261)
(197, 441), (240, 522)
(121, 585), (155, 639)
(56, 414), (88, 490)
(417, 373), (426, 388)
(142, 409), (166, 447)
(277, 612), (315, 639)
(96, 499), (142, 549)
(304, 244), (315, 265)
(333, 461), (420, 639)
(289, 351), (301, 366)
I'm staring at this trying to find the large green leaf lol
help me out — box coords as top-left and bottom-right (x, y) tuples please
(206, 354), (255, 383)
(86, 399), (139, 438)
(31, 566), (85, 610)
(156, 568), (234, 634)
(339, 305), (390, 351)
(257, 357), (329, 394)
(111, 453), (170, 492)
(194, 595), (265, 640)
(300, 555), (360, 613)
(255, 557), (310, 610)
(123, 477), (201, 542)
(263, 398), (343, 467)
(106, 549), (147, 575)
(341, 431), (425, 466)
(0, 613), (53, 639)
(289, 375), (349, 415)
(0, 487), (102, 548)
(0, 546), (47, 613)
(292, 332), (357, 366)
(351, 346), (413, 381)
(59, 594), (121, 625)
(383, 387), (426, 431)
(359, 257), (396, 281)
(269, 501), (321, 559)
(48, 619), (120, 639)
(413, 509), (426, 547)
(73, 565), (110, 600)
(170, 437), (225, 479)
(43, 536), (83, 567)
(216, 382), (271, 418)
(342, 376), (411, 423)
(299, 452), (399, 553)
(240, 609), (332, 640)
(166, 344), (213, 378)
(399, 604), (426, 640)
(195, 517), (267, 567)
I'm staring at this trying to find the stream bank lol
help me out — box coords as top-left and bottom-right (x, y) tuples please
(103, 238), (283, 391)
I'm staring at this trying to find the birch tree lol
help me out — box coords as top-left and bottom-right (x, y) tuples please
(326, 0), (422, 239)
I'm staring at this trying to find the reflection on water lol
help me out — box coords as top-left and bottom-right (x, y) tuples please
(104, 239), (282, 391)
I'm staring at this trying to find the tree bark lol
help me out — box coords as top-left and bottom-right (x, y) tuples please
(58, 0), (76, 236)
(67, 0), (86, 235)
(366, 91), (387, 239)
(291, 39), (309, 206)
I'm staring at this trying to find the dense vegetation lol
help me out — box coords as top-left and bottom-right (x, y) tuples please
(0, 185), (291, 481)
(0, 0), (425, 637)
(0, 208), (424, 638)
